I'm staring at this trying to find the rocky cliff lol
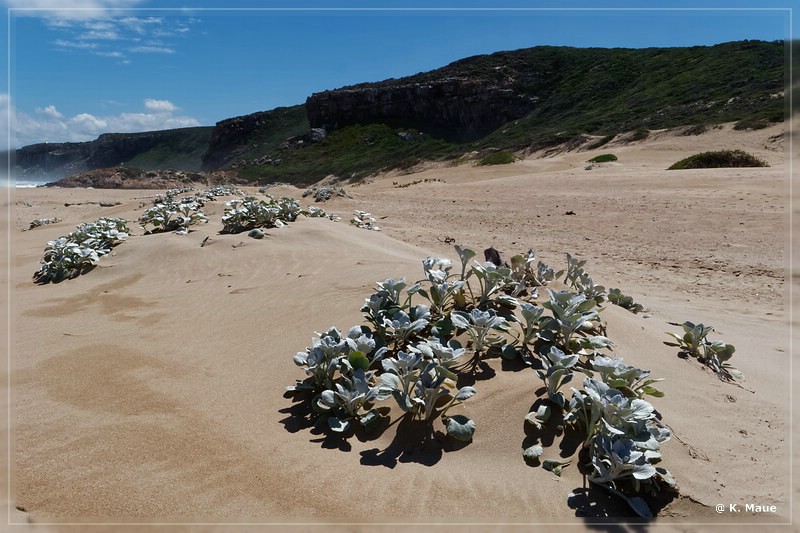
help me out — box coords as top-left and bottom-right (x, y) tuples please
(306, 78), (538, 142)
(15, 127), (212, 180)
(201, 105), (308, 171)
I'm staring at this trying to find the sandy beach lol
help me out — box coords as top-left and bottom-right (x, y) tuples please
(5, 122), (794, 530)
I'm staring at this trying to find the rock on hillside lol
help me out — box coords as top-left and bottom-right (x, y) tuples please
(306, 78), (538, 142)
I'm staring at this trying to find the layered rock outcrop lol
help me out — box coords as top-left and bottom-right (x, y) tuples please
(306, 78), (538, 142)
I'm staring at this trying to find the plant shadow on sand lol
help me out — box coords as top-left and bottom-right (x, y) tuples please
(359, 416), (470, 468)
(567, 483), (678, 521)
(279, 394), (469, 467)
(522, 397), (582, 455)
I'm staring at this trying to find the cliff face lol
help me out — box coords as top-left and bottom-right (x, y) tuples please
(201, 105), (308, 171)
(306, 78), (538, 142)
(14, 142), (91, 178)
(15, 127), (212, 180)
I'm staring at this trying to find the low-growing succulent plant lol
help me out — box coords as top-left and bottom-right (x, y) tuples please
(590, 356), (664, 399)
(28, 217), (62, 230)
(665, 321), (712, 356)
(285, 244), (679, 516)
(33, 217), (129, 283)
(509, 249), (562, 289)
(608, 288), (645, 314)
(467, 261), (515, 307)
(314, 368), (391, 432)
(139, 200), (208, 234)
(351, 210), (380, 231)
(221, 196), (281, 233)
(565, 253), (606, 304)
(666, 322), (742, 381)
(536, 346), (579, 407)
(539, 289), (610, 355)
(451, 308), (509, 355)
(204, 184), (241, 198)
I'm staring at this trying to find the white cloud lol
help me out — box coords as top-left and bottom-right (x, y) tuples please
(94, 50), (124, 58)
(9, 7), (199, 63)
(144, 98), (177, 113)
(10, 98), (202, 148)
(36, 105), (64, 119)
(79, 29), (120, 40)
(3, 0), (148, 19)
(53, 38), (98, 50)
(129, 45), (175, 54)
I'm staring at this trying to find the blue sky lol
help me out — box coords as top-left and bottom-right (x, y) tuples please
(0, 1), (794, 149)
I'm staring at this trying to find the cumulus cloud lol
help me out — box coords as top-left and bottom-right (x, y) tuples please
(36, 105), (64, 119)
(10, 98), (202, 148)
(143, 98), (177, 113)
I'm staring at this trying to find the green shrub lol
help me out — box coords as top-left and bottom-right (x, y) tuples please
(733, 118), (770, 131)
(668, 149), (769, 170)
(587, 154), (618, 163)
(630, 128), (650, 141)
(681, 124), (709, 136)
(478, 151), (516, 166)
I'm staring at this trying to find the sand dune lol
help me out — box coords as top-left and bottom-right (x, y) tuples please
(6, 122), (793, 529)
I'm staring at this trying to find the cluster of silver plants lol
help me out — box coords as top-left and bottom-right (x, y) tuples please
(153, 187), (195, 204)
(351, 210), (380, 231)
(306, 205), (340, 221)
(286, 248), (607, 443)
(139, 195), (209, 235)
(28, 217), (62, 230)
(666, 321), (741, 381)
(221, 195), (319, 233)
(33, 217), (129, 283)
(565, 253), (606, 304)
(302, 185), (350, 202)
(286, 247), (683, 517)
(564, 368), (674, 518)
(204, 184), (241, 198)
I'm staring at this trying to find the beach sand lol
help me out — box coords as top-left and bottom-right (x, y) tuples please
(5, 123), (794, 530)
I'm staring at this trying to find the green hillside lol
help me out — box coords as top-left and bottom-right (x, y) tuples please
(237, 40), (784, 184)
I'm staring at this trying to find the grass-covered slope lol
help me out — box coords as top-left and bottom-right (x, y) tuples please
(473, 40), (785, 148)
(122, 127), (214, 171)
(236, 40), (783, 184)
(238, 123), (456, 184)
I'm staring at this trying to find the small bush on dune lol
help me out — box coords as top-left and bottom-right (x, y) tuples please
(733, 118), (771, 131)
(478, 151), (516, 166)
(587, 154), (618, 164)
(630, 128), (650, 142)
(668, 149), (769, 170)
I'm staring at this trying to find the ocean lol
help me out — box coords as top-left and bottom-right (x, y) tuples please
(10, 178), (50, 188)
